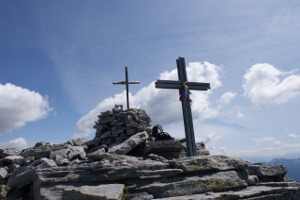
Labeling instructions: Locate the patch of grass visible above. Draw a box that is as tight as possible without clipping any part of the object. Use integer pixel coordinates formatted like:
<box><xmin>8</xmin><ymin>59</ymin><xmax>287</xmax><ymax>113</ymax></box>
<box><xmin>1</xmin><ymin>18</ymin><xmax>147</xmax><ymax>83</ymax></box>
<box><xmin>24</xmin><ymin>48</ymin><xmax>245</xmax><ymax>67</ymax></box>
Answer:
<box><xmin>122</xmin><ymin>185</ymin><xmax>131</xmax><ymax>200</ymax></box>
<box><xmin>207</xmin><ymin>180</ymin><xmax>227</xmax><ymax>192</ymax></box>
<box><xmin>62</xmin><ymin>190</ymin><xmax>81</xmax><ymax>200</ymax></box>
<box><xmin>252</xmin><ymin>162</ymin><xmax>264</xmax><ymax>165</ymax></box>
<box><xmin>189</xmin><ymin>159</ymin><xmax>213</xmax><ymax>171</ymax></box>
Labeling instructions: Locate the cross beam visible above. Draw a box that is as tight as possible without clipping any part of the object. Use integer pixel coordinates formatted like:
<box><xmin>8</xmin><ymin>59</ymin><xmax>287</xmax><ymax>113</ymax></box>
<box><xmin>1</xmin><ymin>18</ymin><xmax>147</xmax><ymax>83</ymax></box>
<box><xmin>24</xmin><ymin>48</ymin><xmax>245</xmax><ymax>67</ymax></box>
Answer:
<box><xmin>155</xmin><ymin>80</ymin><xmax>210</xmax><ymax>90</ymax></box>
<box><xmin>113</xmin><ymin>66</ymin><xmax>140</xmax><ymax>110</ymax></box>
<box><xmin>155</xmin><ymin>57</ymin><xmax>210</xmax><ymax>156</ymax></box>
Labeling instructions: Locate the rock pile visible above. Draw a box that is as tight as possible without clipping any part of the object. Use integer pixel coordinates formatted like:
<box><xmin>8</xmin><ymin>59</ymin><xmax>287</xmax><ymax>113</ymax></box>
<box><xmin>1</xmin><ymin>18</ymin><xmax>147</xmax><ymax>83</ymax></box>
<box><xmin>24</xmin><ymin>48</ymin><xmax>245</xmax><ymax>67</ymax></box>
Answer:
<box><xmin>0</xmin><ymin>107</ymin><xmax>299</xmax><ymax>199</ymax></box>
<box><xmin>89</xmin><ymin>108</ymin><xmax>188</xmax><ymax>158</ymax></box>
<box><xmin>92</xmin><ymin>107</ymin><xmax>151</xmax><ymax>148</ymax></box>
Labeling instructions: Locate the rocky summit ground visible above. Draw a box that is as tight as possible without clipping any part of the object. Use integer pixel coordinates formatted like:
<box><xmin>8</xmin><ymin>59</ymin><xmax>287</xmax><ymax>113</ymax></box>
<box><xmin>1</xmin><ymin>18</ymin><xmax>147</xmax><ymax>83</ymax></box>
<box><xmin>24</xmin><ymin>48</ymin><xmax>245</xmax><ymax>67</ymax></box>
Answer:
<box><xmin>1</xmin><ymin>108</ymin><xmax>299</xmax><ymax>199</ymax></box>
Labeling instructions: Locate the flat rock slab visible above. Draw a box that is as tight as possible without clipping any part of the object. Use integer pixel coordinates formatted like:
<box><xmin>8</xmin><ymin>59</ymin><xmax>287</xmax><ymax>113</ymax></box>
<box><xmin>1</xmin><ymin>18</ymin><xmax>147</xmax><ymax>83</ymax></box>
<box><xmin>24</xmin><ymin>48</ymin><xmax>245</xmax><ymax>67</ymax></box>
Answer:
<box><xmin>2</xmin><ymin>155</ymin><xmax>24</xmax><ymax>165</ymax></box>
<box><xmin>0</xmin><ymin>149</ymin><xmax>20</xmax><ymax>158</ymax></box>
<box><xmin>169</xmin><ymin>155</ymin><xmax>249</xmax><ymax>174</ymax></box>
<box><xmin>133</xmin><ymin>171</ymin><xmax>247</xmax><ymax>198</ymax></box>
<box><xmin>109</xmin><ymin>131</ymin><xmax>148</xmax><ymax>155</ymax></box>
<box><xmin>34</xmin><ymin>159</ymin><xmax>171</xmax><ymax>189</ymax></box>
<box><xmin>87</xmin><ymin>151</ymin><xmax>139</xmax><ymax>162</ymax></box>
<box><xmin>250</xmin><ymin>164</ymin><xmax>287</xmax><ymax>177</ymax></box>
<box><xmin>40</xmin><ymin>184</ymin><xmax>124</xmax><ymax>200</ymax></box>
<box><xmin>143</xmin><ymin>139</ymin><xmax>186</xmax><ymax>155</ymax></box>
<box><xmin>155</xmin><ymin>182</ymin><xmax>300</xmax><ymax>200</ymax></box>
<box><xmin>6</xmin><ymin>166</ymin><xmax>35</xmax><ymax>191</ymax></box>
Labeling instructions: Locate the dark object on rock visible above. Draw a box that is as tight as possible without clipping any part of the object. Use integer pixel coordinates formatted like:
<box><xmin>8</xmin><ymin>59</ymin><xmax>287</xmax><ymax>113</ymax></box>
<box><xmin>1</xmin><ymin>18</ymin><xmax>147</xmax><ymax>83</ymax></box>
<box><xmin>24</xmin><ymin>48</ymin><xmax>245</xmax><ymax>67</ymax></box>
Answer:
<box><xmin>152</xmin><ymin>124</ymin><xmax>173</xmax><ymax>140</ymax></box>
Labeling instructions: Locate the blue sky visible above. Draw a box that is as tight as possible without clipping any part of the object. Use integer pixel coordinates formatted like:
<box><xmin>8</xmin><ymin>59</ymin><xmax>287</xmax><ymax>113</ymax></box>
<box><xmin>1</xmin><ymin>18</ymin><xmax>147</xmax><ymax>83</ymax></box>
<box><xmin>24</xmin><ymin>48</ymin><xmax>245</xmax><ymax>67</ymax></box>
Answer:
<box><xmin>1</xmin><ymin>0</ymin><xmax>300</xmax><ymax>161</ymax></box>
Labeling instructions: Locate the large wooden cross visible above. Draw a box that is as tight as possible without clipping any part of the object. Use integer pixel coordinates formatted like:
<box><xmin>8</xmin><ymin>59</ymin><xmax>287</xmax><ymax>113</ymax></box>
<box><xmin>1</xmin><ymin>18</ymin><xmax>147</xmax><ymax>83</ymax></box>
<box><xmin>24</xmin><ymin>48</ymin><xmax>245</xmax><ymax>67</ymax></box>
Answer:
<box><xmin>113</xmin><ymin>66</ymin><xmax>140</xmax><ymax>110</ymax></box>
<box><xmin>155</xmin><ymin>57</ymin><xmax>210</xmax><ymax>156</ymax></box>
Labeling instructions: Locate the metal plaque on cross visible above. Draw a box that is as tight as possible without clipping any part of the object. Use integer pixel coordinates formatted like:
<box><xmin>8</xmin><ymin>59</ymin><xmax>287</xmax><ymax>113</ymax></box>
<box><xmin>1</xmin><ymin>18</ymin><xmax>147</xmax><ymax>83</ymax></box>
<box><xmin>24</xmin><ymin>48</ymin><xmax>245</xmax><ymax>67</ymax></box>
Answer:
<box><xmin>155</xmin><ymin>57</ymin><xmax>210</xmax><ymax>157</ymax></box>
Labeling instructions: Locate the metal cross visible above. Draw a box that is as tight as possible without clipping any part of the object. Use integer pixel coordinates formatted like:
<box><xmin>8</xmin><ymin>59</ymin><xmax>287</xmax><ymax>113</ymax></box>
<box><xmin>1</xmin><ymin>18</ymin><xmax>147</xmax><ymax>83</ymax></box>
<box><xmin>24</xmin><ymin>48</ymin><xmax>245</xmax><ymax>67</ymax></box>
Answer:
<box><xmin>155</xmin><ymin>57</ymin><xmax>210</xmax><ymax>156</ymax></box>
<box><xmin>113</xmin><ymin>66</ymin><xmax>140</xmax><ymax>110</ymax></box>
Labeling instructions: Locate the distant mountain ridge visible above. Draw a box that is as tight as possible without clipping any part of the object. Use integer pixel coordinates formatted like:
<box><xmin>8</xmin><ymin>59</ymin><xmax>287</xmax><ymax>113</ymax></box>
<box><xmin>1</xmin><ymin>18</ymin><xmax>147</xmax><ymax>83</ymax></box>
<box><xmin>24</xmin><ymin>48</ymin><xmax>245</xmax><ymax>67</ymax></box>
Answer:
<box><xmin>269</xmin><ymin>158</ymin><xmax>300</xmax><ymax>182</ymax></box>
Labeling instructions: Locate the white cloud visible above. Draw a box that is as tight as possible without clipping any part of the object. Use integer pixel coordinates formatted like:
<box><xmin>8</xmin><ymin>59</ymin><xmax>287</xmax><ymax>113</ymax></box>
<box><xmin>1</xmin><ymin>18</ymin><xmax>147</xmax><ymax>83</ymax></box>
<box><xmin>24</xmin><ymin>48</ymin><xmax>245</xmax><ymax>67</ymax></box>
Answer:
<box><xmin>267</xmin><ymin>9</ymin><xmax>300</xmax><ymax>35</ymax></box>
<box><xmin>288</xmin><ymin>133</ymin><xmax>300</xmax><ymax>138</ymax></box>
<box><xmin>203</xmin><ymin>132</ymin><xmax>223</xmax><ymax>152</ymax></box>
<box><xmin>0</xmin><ymin>137</ymin><xmax>31</xmax><ymax>150</ymax></box>
<box><xmin>231</xmin><ymin>143</ymin><xmax>300</xmax><ymax>161</ymax></box>
<box><xmin>223</xmin><ymin>135</ymin><xmax>300</xmax><ymax>160</ymax></box>
<box><xmin>235</xmin><ymin>106</ymin><xmax>244</xmax><ymax>119</ymax></box>
<box><xmin>75</xmin><ymin>61</ymin><xmax>222</xmax><ymax>138</ymax></box>
<box><xmin>252</xmin><ymin>136</ymin><xmax>282</xmax><ymax>148</ymax></box>
<box><xmin>243</xmin><ymin>63</ymin><xmax>300</xmax><ymax>106</ymax></box>
<box><xmin>216</xmin><ymin>92</ymin><xmax>243</xmax><ymax>120</ymax></box>
<box><xmin>218</xmin><ymin>91</ymin><xmax>236</xmax><ymax>105</ymax></box>
<box><xmin>0</xmin><ymin>83</ymin><xmax>51</xmax><ymax>135</ymax></box>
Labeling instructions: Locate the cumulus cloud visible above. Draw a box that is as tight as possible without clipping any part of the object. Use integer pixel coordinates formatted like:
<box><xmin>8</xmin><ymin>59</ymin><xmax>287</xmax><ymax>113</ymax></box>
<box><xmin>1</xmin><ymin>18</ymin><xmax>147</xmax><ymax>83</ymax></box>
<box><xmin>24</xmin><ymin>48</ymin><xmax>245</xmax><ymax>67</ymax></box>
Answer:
<box><xmin>203</xmin><ymin>133</ymin><xmax>223</xmax><ymax>152</ymax></box>
<box><xmin>0</xmin><ymin>137</ymin><xmax>31</xmax><ymax>150</ymax></box>
<box><xmin>0</xmin><ymin>83</ymin><xmax>51</xmax><ymax>135</ymax></box>
<box><xmin>218</xmin><ymin>91</ymin><xmax>236</xmax><ymax>105</ymax></box>
<box><xmin>243</xmin><ymin>63</ymin><xmax>300</xmax><ymax>106</ymax></box>
<box><xmin>216</xmin><ymin>92</ymin><xmax>243</xmax><ymax>120</ymax></box>
<box><xmin>75</xmin><ymin>61</ymin><xmax>222</xmax><ymax>138</ymax></box>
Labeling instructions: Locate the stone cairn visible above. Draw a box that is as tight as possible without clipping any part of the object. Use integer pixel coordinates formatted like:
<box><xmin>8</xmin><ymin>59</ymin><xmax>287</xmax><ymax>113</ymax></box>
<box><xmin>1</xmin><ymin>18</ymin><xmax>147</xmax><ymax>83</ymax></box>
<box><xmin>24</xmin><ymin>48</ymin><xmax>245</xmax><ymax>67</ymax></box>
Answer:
<box><xmin>92</xmin><ymin>107</ymin><xmax>152</xmax><ymax>148</ymax></box>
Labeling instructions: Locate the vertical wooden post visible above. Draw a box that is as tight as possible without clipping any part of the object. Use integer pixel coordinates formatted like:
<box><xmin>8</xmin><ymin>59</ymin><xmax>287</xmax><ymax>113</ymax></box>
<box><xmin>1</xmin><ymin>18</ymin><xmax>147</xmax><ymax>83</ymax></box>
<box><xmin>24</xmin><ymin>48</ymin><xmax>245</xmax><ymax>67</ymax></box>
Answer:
<box><xmin>125</xmin><ymin>67</ymin><xmax>130</xmax><ymax>110</ymax></box>
<box><xmin>177</xmin><ymin>58</ymin><xmax>197</xmax><ymax>156</ymax></box>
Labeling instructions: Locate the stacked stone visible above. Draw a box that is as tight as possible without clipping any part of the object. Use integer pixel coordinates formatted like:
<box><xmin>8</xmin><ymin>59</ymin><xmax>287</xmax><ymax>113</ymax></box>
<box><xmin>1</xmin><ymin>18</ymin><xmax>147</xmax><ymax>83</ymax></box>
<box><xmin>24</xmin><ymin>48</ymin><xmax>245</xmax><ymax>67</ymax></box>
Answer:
<box><xmin>93</xmin><ymin>108</ymin><xmax>151</xmax><ymax>147</ymax></box>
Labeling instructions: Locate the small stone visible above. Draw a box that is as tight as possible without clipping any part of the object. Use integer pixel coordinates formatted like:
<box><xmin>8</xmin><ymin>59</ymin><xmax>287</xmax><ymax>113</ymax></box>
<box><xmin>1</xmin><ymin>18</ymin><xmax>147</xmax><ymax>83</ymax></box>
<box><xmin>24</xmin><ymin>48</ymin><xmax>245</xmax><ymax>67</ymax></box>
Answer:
<box><xmin>67</xmin><ymin>138</ymin><xmax>86</xmax><ymax>146</ymax></box>
<box><xmin>0</xmin><ymin>168</ymin><xmax>8</xmax><ymax>181</ymax></box>
<box><xmin>3</xmin><ymin>156</ymin><xmax>24</xmax><ymax>165</ymax></box>
<box><xmin>0</xmin><ymin>149</ymin><xmax>20</xmax><ymax>158</ymax></box>
<box><xmin>36</xmin><ymin>158</ymin><xmax>58</xmax><ymax>169</ymax></box>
